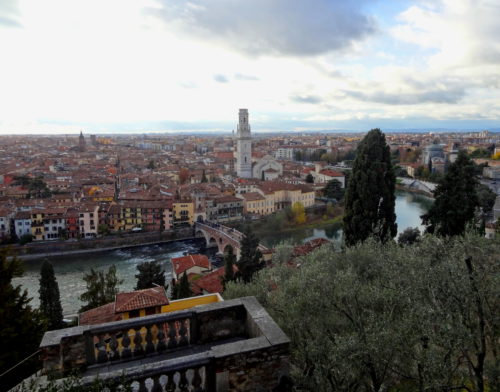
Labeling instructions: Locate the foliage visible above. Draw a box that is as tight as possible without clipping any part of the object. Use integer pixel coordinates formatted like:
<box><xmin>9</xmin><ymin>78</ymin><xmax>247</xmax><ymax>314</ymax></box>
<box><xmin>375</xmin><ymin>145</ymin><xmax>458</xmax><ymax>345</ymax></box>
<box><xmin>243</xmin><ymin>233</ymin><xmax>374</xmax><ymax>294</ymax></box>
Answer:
<box><xmin>39</xmin><ymin>260</ymin><xmax>63</xmax><ymax>330</ymax></box>
<box><xmin>201</xmin><ymin>169</ymin><xmax>208</xmax><ymax>183</ymax></box>
<box><xmin>394</xmin><ymin>165</ymin><xmax>408</xmax><ymax>177</ymax></box>
<box><xmin>224</xmin><ymin>233</ymin><xmax>500</xmax><ymax>392</ymax></box>
<box><xmin>323</xmin><ymin>179</ymin><xmax>344</xmax><ymax>200</ymax></box>
<box><xmin>469</xmin><ymin>148</ymin><xmax>491</xmax><ymax>159</ymax></box>
<box><xmin>13</xmin><ymin>175</ymin><xmax>52</xmax><ymax>198</ymax></box>
<box><xmin>0</xmin><ymin>248</ymin><xmax>46</xmax><ymax>392</ymax></box>
<box><xmin>97</xmin><ymin>224</ymin><xmax>109</xmax><ymax>236</ymax></box>
<box><xmin>422</xmin><ymin>151</ymin><xmax>479</xmax><ymax>236</ymax></box>
<box><xmin>237</xmin><ymin>226</ymin><xmax>263</xmax><ymax>283</ymax></box>
<box><xmin>171</xmin><ymin>272</ymin><xmax>191</xmax><ymax>300</ymax></box>
<box><xmin>134</xmin><ymin>260</ymin><xmax>166</xmax><ymax>290</ymax></box>
<box><xmin>223</xmin><ymin>246</ymin><xmax>236</xmax><ymax>285</ymax></box>
<box><xmin>305</xmin><ymin>173</ymin><xmax>314</xmax><ymax>183</ymax></box>
<box><xmin>476</xmin><ymin>183</ymin><xmax>496</xmax><ymax>214</ymax></box>
<box><xmin>397</xmin><ymin>227</ymin><xmax>421</xmax><ymax>245</ymax></box>
<box><xmin>291</xmin><ymin>202</ymin><xmax>307</xmax><ymax>225</ymax></box>
<box><xmin>19</xmin><ymin>233</ymin><xmax>33</xmax><ymax>245</ymax></box>
<box><xmin>271</xmin><ymin>241</ymin><xmax>294</xmax><ymax>265</ymax></box>
<box><xmin>343</xmin><ymin>128</ymin><xmax>397</xmax><ymax>246</ymax></box>
<box><xmin>147</xmin><ymin>159</ymin><xmax>155</xmax><ymax>170</ymax></box>
<box><xmin>320</xmin><ymin>152</ymin><xmax>337</xmax><ymax>163</ymax></box>
<box><xmin>16</xmin><ymin>373</ymin><xmax>133</xmax><ymax>392</ymax></box>
<box><xmin>79</xmin><ymin>266</ymin><xmax>123</xmax><ymax>312</ymax></box>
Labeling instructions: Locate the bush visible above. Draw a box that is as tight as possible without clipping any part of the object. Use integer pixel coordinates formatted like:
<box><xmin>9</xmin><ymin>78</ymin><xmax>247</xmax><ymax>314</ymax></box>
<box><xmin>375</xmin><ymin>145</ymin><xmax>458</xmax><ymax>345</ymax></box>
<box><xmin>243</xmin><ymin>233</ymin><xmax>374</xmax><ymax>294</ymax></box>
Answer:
<box><xmin>19</xmin><ymin>234</ymin><xmax>33</xmax><ymax>245</ymax></box>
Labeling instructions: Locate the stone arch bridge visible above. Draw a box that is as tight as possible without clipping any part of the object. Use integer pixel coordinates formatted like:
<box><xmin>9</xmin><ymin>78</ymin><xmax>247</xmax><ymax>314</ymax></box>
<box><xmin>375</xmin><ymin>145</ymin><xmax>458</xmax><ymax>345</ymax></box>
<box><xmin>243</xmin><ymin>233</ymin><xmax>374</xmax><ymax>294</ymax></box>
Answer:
<box><xmin>195</xmin><ymin>222</ymin><xmax>269</xmax><ymax>259</ymax></box>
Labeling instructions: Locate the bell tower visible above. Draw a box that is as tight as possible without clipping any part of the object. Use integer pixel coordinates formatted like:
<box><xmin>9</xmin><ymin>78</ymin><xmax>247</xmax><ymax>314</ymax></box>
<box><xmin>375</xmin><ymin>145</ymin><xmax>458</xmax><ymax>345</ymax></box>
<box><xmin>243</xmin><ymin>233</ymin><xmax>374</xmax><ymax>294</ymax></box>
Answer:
<box><xmin>235</xmin><ymin>109</ymin><xmax>252</xmax><ymax>178</ymax></box>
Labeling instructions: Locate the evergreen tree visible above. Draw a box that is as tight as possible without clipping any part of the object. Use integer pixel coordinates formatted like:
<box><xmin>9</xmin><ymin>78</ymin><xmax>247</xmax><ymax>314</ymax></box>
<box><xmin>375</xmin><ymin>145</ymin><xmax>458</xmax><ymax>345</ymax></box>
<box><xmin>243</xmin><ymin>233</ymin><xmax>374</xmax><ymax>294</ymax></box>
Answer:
<box><xmin>422</xmin><ymin>151</ymin><xmax>479</xmax><ymax>236</ymax></box>
<box><xmin>223</xmin><ymin>247</ymin><xmax>236</xmax><ymax>285</ymax></box>
<box><xmin>79</xmin><ymin>265</ymin><xmax>123</xmax><ymax>312</ymax></box>
<box><xmin>397</xmin><ymin>227</ymin><xmax>421</xmax><ymax>246</ymax></box>
<box><xmin>201</xmin><ymin>169</ymin><xmax>208</xmax><ymax>183</ymax></box>
<box><xmin>135</xmin><ymin>260</ymin><xmax>166</xmax><ymax>290</ymax></box>
<box><xmin>343</xmin><ymin>128</ymin><xmax>397</xmax><ymax>246</ymax></box>
<box><xmin>237</xmin><ymin>227</ymin><xmax>263</xmax><ymax>282</ymax></box>
<box><xmin>177</xmin><ymin>272</ymin><xmax>191</xmax><ymax>299</ymax></box>
<box><xmin>323</xmin><ymin>179</ymin><xmax>344</xmax><ymax>200</ymax></box>
<box><xmin>0</xmin><ymin>249</ymin><xmax>45</xmax><ymax>391</ymax></box>
<box><xmin>305</xmin><ymin>173</ymin><xmax>314</xmax><ymax>183</ymax></box>
<box><xmin>39</xmin><ymin>260</ymin><xmax>63</xmax><ymax>330</ymax></box>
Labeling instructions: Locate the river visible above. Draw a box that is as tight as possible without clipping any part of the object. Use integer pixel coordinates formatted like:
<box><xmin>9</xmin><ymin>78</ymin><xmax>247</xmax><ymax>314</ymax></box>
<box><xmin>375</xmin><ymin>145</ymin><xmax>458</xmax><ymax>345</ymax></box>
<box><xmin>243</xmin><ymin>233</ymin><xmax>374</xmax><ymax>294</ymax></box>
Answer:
<box><xmin>13</xmin><ymin>190</ymin><xmax>432</xmax><ymax>315</ymax></box>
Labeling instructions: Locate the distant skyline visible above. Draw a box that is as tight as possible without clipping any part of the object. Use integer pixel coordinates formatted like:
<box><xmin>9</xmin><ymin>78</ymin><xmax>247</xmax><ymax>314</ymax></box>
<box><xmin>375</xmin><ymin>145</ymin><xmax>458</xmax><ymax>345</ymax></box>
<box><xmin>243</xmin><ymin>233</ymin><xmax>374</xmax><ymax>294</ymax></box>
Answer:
<box><xmin>1</xmin><ymin>0</ymin><xmax>499</xmax><ymax>134</ymax></box>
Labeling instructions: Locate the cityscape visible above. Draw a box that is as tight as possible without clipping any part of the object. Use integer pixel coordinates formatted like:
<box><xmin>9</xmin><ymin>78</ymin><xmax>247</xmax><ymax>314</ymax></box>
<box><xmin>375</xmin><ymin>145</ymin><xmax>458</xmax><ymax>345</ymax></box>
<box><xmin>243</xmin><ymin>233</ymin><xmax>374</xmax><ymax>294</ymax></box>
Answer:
<box><xmin>1</xmin><ymin>1</ymin><xmax>500</xmax><ymax>392</ymax></box>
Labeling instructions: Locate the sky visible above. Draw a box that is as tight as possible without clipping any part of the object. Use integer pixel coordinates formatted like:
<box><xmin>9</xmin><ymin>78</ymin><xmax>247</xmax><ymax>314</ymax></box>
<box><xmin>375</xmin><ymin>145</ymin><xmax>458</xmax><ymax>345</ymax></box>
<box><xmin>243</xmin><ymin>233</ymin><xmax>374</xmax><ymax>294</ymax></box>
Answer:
<box><xmin>1</xmin><ymin>0</ymin><xmax>499</xmax><ymax>134</ymax></box>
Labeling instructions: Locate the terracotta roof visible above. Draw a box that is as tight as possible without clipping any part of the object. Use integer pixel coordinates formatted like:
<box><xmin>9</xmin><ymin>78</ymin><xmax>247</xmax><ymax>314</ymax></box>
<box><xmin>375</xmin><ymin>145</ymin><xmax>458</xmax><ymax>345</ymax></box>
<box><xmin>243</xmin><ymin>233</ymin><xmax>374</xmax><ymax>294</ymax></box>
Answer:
<box><xmin>79</xmin><ymin>302</ymin><xmax>120</xmax><ymax>326</ymax></box>
<box><xmin>191</xmin><ymin>265</ymin><xmax>238</xmax><ymax>295</ymax></box>
<box><xmin>319</xmin><ymin>169</ymin><xmax>344</xmax><ymax>177</ymax></box>
<box><xmin>292</xmin><ymin>238</ymin><xmax>330</xmax><ymax>257</ymax></box>
<box><xmin>115</xmin><ymin>287</ymin><xmax>169</xmax><ymax>313</ymax></box>
<box><xmin>171</xmin><ymin>254</ymin><xmax>211</xmax><ymax>276</ymax></box>
<box><xmin>240</xmin><ymin>192</ymin><xmax>265</xmax><ymax>201</ymax></box>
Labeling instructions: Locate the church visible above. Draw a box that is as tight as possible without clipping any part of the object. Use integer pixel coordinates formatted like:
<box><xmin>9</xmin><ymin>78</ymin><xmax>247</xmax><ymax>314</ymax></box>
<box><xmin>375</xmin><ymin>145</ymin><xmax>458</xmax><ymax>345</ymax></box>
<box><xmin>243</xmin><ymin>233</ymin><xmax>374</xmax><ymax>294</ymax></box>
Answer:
<box><xmin>234</xmin><ymin>109</ymin><xmax>283</xmax><ymax>179</ymax></box>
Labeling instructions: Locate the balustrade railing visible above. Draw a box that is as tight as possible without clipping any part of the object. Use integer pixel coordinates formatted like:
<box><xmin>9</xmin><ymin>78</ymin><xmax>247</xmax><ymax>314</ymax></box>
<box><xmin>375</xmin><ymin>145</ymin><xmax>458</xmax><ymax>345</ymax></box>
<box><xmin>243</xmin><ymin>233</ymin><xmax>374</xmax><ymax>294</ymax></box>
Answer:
<box><xmin>86</xmin><ymin>313</ymin><xmax>194</xmax><ymax>365</ymax></box>
<box><xmin>71</xmin><ymin>353</ymin><xmax>213</xmax><ymax>392</ymax></box>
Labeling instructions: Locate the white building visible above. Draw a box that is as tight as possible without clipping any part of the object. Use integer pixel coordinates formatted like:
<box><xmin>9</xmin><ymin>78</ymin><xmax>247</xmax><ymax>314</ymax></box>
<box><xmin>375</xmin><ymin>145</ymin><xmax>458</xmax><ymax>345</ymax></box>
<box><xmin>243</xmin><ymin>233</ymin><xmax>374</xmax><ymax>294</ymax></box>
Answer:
<box><xmin>235</xmin><ymin>109</ymin><xmax>253</xmax><ymax>178</ymax></box>
<box><xmin>13</xmin><ymin>211</ymin><xmax>32</xmax><ymax>239</ymax></box>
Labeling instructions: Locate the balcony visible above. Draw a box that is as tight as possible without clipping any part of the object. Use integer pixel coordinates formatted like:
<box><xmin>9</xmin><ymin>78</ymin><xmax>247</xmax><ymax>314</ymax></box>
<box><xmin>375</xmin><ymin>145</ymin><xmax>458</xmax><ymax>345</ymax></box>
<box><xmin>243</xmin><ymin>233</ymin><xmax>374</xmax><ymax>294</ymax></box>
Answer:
<box><xmin>38</xmin><ymin>297</ymin><xmax>289</xmax><ymax>391</ymax></box>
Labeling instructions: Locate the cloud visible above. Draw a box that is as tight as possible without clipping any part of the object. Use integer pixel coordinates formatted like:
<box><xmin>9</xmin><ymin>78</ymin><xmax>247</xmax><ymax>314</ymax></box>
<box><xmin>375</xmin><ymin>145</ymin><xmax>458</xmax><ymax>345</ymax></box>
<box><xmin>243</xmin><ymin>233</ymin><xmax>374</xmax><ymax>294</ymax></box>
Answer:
<box><xmin>290</xmin><ymin>94</ymin><xmax>323</xmax><ymax>104</ymax></box>
<box><xmin>392</xmin><ymin>0</ymin><xmax>500</xmax><ymax>67</ymax></box>
<box><xmin>150</xmin><ymin>0</ymin><xmax>376</xmax><ymax>56</ymax></box>
<box><xmin>213</xmin><ymin>74</ymin><xmax>229</xmax><ymax>83</ymax></box>
<box><xmin>234</xmin><ymin>73</ymin><xmax>259</xmax><ymax>81</ymax></box>
<box><xmin>0</xmin><ymin>0</ymin><xmax>21</xmax><ymax>27</ymax></box>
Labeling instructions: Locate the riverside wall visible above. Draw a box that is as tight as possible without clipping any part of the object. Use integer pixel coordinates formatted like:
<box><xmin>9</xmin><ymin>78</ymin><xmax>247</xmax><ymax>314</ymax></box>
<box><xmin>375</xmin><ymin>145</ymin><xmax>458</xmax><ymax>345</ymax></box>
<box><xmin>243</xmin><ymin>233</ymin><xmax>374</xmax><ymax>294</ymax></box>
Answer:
<box><xmin>5</xmin><ymin>228</ymin><xmax>197</xmax><ymax>261</ymax></box>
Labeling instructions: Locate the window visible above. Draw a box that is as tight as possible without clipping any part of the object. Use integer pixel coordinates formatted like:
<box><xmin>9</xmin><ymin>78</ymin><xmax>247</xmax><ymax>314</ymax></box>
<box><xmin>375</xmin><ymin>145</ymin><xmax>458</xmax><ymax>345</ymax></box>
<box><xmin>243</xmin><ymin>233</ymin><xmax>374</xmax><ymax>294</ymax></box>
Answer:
<box><xmin>128</xmin><ymin>310</ymin><xmax>140</xmax><ymax>319</ymax></box>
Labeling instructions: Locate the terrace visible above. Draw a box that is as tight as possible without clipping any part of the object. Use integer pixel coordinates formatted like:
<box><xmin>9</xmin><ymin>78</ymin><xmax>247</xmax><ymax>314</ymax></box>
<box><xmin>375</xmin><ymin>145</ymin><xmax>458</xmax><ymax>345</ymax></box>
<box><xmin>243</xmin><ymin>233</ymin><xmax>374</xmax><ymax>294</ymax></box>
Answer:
<box><xmin>37</xmin><ymin>297</ymin><xmax>289</xmax><ymax>391</ymax></box>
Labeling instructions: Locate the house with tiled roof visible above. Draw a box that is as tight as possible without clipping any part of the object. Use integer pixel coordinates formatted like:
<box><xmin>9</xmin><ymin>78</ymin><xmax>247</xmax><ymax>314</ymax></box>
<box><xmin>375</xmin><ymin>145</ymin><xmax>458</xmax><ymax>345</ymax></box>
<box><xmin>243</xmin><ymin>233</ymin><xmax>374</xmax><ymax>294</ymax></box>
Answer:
<box><xmin>171</xmin><ymin>254</ymin><xmax>212</xmax><ymax>281</ymax></box>
<box><xmin>191</xmin><ymin>265</ymin><xmax>239</xmax><ymax>295</ymax></box>
<box><xmin>79</xmin><ymin>287</ymin><xmax>169</xmax><ymax>325</ymax></box>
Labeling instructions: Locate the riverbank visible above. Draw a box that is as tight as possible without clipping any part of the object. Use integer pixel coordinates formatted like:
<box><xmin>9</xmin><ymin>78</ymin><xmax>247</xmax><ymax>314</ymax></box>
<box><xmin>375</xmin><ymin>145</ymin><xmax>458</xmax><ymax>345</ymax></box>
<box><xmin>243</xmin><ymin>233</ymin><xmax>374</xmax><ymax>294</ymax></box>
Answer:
<box><xmin>14</xmin><ymin>236</ymin><xmax>198</xmax><ymax>261</ymax></box>
<box><xmin>5</xmin><ymin>228</ymin><xmax>195</xmax><ymax>261</ymax></box>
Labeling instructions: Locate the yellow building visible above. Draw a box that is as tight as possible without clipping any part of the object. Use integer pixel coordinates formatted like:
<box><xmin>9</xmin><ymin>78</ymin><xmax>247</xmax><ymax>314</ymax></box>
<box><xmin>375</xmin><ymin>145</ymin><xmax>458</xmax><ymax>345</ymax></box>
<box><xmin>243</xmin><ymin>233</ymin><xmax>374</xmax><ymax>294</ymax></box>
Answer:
<box><xmin>173</xmin><ymin>200</ymin><xmax>194</xmax><ymax>227</ymax></box>
<box><xmin>30</xmin><ymin>211</ymin><xmax>45</xmax><ymax>241</ymax></box>
<box><xmin>79</xmin><ymin>287</ymin><xmax>222</xmax><ymax>325</ymax></box>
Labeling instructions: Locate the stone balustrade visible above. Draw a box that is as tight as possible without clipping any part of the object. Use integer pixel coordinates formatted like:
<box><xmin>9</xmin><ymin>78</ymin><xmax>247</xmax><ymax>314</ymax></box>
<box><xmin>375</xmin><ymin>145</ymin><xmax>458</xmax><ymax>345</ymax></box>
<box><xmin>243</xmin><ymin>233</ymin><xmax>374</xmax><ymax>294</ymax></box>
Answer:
<box><xmin>39</xmin><ymin>297</ymin><xmax>290</xmax><ymax>392</ymax></box>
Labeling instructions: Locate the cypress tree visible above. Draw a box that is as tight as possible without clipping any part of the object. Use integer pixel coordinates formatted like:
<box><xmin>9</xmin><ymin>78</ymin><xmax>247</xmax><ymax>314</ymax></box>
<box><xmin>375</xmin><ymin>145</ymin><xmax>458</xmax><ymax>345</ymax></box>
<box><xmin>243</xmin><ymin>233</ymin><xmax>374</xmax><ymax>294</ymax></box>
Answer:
<box><xmin>178</xmin><ymin>272</ymin><xmax>191</xmax><ymax>299</ymax></box>
<box><xmin>343</xmin><ymin>128</ymin><xmax>397</xmax><ymax>246</ymax></box>
<box><xmin>0</xmin><ymin>249</ymin><xmax>45</xmax><ymax>391</ymax></box>
<box><xmin>237</xmin><ymin>227</ymin><xmax>263</xmax><ymax>282</ymax></box>
<box><xmin>201</xmin><ymin>169</ymin><xmax>208</xmax><ymax>183</ymax></box>
<box><xmin>135</xmin><ymin>260</ymin><xmax>166</xmax><ymax>290</ymax></box>
<box><xmin>224</xmin><ymin>247</ymin><xmax>236</xmax><ymax>284</ymax></box>
<box><xmin>422</xmin><ymin>151</ymin><xmax>479</xmax><ymax>236</ymax></box>
<box><xmin>39</xmin><ymin>259</ymin><xmax>63</xmax><ymax>330</ymax></box>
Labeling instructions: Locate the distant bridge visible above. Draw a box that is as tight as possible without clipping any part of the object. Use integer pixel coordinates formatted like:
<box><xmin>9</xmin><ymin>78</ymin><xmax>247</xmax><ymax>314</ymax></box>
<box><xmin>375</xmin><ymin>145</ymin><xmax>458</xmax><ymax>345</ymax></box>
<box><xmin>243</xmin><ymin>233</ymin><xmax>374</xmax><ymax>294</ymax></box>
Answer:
<box><xmin>195</xmin><ymin>222</ymin><xmax>269</xmax><ymax>258</ymax></box>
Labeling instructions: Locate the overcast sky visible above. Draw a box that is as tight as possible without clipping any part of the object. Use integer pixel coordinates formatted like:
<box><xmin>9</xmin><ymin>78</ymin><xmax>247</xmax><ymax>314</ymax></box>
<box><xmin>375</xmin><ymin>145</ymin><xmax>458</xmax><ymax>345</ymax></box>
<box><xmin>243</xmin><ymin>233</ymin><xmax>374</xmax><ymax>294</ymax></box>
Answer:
<box><xmin>1</xmin><ymin>0</ymin><xmax>499</xmax><ymax>134</ymax></box>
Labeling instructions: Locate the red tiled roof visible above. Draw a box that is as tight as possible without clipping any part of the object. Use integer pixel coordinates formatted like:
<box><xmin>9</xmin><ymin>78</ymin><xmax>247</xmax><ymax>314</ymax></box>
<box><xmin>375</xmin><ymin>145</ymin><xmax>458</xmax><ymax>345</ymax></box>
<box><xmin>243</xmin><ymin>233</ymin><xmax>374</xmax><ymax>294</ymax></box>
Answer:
<box><xmin>319</xmin><ymin>169</ymin><xmax>344</xmax><ymax>177</ymax></box>
<box><xmin>191</xmin><ymin>266</ymin><xmax>238</xmax><ymax>295</ymax></box>
<box><xmin>171</xmin><ymin>254</ymin><xmax>211</xmax><ymax>276</ymax></box>
<box><xmin>115</xmin><ymin>287</ymin><xmax>169</xmax><ymax>313</ymax></box>
<box><xmin>79</xmin><ymin>302</ymin><xmax>120</xmax><ymax>326</ymax></box>
<box><xmin>292</xmin><ymin>238</ymin><xmax>330</xmax><ymax>257</ymax></box>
